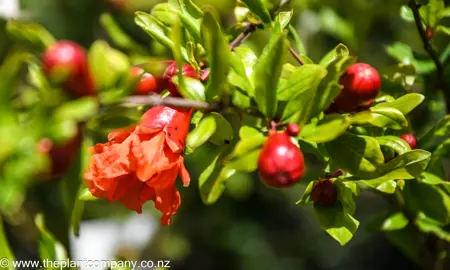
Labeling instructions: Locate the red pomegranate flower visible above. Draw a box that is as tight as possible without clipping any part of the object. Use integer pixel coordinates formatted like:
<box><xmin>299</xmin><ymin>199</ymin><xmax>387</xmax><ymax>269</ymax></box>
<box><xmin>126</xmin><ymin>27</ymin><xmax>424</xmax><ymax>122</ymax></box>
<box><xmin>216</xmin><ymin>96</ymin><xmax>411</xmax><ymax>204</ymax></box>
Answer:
<box><xmin>84</xmin><ymin>106</ymin><xmax>193</xmax><ymax>225</ymax></box>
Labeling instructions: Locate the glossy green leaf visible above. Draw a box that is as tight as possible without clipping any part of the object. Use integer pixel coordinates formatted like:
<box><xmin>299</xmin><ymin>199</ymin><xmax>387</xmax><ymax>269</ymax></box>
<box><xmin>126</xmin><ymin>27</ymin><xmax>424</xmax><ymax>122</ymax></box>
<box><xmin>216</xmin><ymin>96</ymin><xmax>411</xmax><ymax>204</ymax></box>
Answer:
<box><xmin>374</xmin><ymin>93</ymin><xmax>424</xmax><ymax>115</ymax></box>
<box><xmin>300</xmin><ymin>115</ymin><xmax>351</xmax><ymax>143</ymax></box>
<box><xmin>199</xmin><ymin>145</ymin><xmax>235</xmax><ymax>205</ymax></box>
<box><xmin>415</xmin><ymin>213</ymin><xmax>450</xmax><ymax>242</ymax></box>
<box><xmin>335</xmin><ymin>179</ymin><xmax>356</xmax><ymax>215</ymax></box>
<box><xmin>288</xmin><ymin>24</ymin><xmax>307</xmax><ymax>55</ymax></box>
<box><xmin>379</xmin><ymin>64</ymin><xmax>416</xmax><ymax>90</ymax></box>
<box><xmin>319</xmin><ymin>43</ymin><xmax>349</xmax><ymax>67</ymax></box>
<box><xmin>229</xmin><ymin>136</ymin><xmax>266</xmax><ymax>159</ymax></box>
<box><xmin>35</xmin><ymin>214</ymin><xmax>67</xmax><ymax>262</ymax></box>
<box><xmin>400</xmin><ymin>5</ymin><xmax>414</xmax><ymax>22</ymax></box>
<box><xmin>325</xmin><ymin>132</ymin><xmax>384</xmax><ymax>178</ymax></box>
<box><xmin>53</xmin><ymin>97</ymin><xmax>99</xmax><ymax>122</ymax></box>
<box><xmin>252</xmin><ymin>32</ymin><xmax>287</xmax><ymax>118</ymax></box>
<box><xmin>229</xmin><ymin>50</ymin><xmax>254</xmax><ymax>95</ymax></box>
<box><xmin>88</xmin><ymin>40</ymin><xmax>130</xmax><ymax>90</ymax></box>
<box><xmin>276</xmin><ymin>11</ymin><xmax>293</xmax><ymax>29</ymax></box>
<box><xmin>314</xmin><ymin>204</ymin><xmax>359</xmax><ymax>246</ymax></box>
<box><xmin>351</xmin><ymin>107</ymin><xmax>408</xmax><ymax>130</ymax></box>
<box><xmin>296</xmin><ymin>181</ymin><xmax>314</xmax><ymax>206</ymax></box>
<box><xmin>385</xmin><ymin>42</ymin><xmax>435</xmax><ymax>74</ymax></box>
<box><xmin>419</xmin><ymin>115</ymin><xmax>450</xmax><ymax>150</ymax></box>
<box><xmin>382</xmin><ymin>212</ymin><xmax>409</xmax><ymax>231</ymax></box>
<box><xmin>227</xmin><ymin>149</ymin><xmax>261</xmax><ymax>173</ymax></box>
<box><xmin>376</xmin><ymin>136</ymin><xmax>411</xmax><ymax>155</ymax></box>
<box><xmin>6</xmin><ymin>20</ymin><xmax>55</xmax><ymax>49</ymax></box>
<box><xmin>419</xmin><ymin>0</ymin><xmax>445</xmax><ymax>27</ymax></box>
<box><xmin>239</xmin><ymin>126</ymin><xmax>263</xmax><ymax>138</ymax></box>
<box><xmin>277</xmin><ymin>64</ymin><xmax>327</xmax><ymax>101</ymax></box>
<box><xmin>363</xmin><ymin>179</ymin><xmax>398</xmax><ymax>194</ymax></box>
<box><xmin>183</xmin><ymin>0</ymin><xmax>203</xmax><ymax>18</ymax></box>
<box><xmin>187</xmin><ymin>115</ymin><xmax>217</xmax><ymax>150</ymax></box>
<box><xmin>419</xmin><ymin>172</ymin><xmax>450</xmax><ymax>185</ymax></box>
<box><xmin>172</xmin><ymin>76</ymin><xmax>206</xmax><ymax>101</ymax></box>
<box><xmin>241</xmin><ymin>0</ymin><xmax>272</xmax><ymax>24</ymax></box>
<box><xmin>404</xmin><ymin>180</ymin><xmax>450</xmax><ymax>224</ymax></box>
<box><xmin>0</xmin><ymin>218</ymin><xmax>15</xmax><ymax>268</ymax></box>
<box><xmin>208</xmin><ymin>113</ymin><xmax>234</xmax><ymax>146</ymax></box>
<box><xmin>201</xmin><ymin>11</ymin><xmax>230</xmax><ymax>102</ymax></box>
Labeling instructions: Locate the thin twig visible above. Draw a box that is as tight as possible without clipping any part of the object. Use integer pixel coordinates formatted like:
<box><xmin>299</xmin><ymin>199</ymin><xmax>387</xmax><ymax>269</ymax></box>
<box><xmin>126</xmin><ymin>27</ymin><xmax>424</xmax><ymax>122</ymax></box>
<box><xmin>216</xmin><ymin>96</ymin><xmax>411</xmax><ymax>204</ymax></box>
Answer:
<box><xmin>289</xmin><ymin>46</ymin><xmax>304</xmax><ymax>65</ymax></box>
<box><xmin>408</xmin><ymin>0</ymin><xmax>450</xmax><ymax>112</ymax></box>
<box><xmin>230</xmin><ymin>24</ymin><xmax>257</xmax><ymax>50</ymax></box>
<box><xmin>123</xmin><ymin>94</ymin><xmax>216</xmax><ymax>110</ymax></box>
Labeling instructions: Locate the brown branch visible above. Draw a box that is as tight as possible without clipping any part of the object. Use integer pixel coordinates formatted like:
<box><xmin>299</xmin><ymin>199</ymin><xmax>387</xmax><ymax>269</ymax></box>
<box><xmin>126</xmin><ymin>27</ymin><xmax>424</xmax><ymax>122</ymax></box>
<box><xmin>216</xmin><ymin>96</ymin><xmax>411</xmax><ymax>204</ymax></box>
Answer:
<box><xmin>289</xmin><ymin>46</ymin><xmax>304</xmax><ymax>65</ymax></box>
<box><xmin>230</xmin><ymin>24</ymin><xmax>257</xmax><ymax>50</ymax></box>
<box><xmin>408</xmin><ymin>0</ymin><xmax>450</xmax><ymax>112</ymax></box>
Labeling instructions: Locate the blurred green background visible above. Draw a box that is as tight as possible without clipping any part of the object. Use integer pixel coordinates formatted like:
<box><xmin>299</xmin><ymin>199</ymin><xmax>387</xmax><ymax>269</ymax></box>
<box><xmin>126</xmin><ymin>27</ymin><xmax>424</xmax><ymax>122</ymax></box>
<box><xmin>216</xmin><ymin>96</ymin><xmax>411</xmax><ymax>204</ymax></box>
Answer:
<box><xmin>1</xmin><ymin>0</ymin><xmax>449</xmax><ymax>269</ymax></box>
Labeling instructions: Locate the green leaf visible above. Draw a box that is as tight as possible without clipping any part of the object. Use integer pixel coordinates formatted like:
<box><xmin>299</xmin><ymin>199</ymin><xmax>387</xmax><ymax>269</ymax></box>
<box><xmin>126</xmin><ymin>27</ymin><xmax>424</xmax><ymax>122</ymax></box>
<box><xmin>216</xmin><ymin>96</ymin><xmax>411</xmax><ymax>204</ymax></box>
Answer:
<box><xmin>88</xmin><ymin>40</ymin><xmax>130</xmax><ymax>91</ymax></box>
<box><xmin>227</xmin><ymin>149</ymin><xmax>261</xmax><ymax>173</ymax></box>
<box><xmin>400</xmin><ymin>5</ymin><xmax>415</xmax><ymax>22</ymax></box>
<box><xmin>208</xmin><ymin>113</ymin><xmax>234</xmax><ymax>146</ymax></box>
<box><xmin>311</xmin><ymin>47</ymin><xmax>356</xmax><ymax>117</ymax></box>
<box><xmin>252</xmin><ymin>32</ymin><xmax>287</xmax><ymax>118</ymax></box>
<box><xmin>288</xmin><ymin>24</ymin><xmax>307</xmax><ymax>55</ymax></box>
<box><xmin>319</xmin><ymin>8</ymin><xmax>355</xmax><ymax>49</ymax></box>
<box><xmin>229</xmin><ymin>136</ymin><xmax>266</xmax><ymax>159</ymax></box>
<box><xmin>419</xmin><ymin>115</ymin><xmax>450</xmax><ymax>150</ymax></box>
<box><xmin>369</xmin><ymin>211</ymin><xmax>409</xmax><ymax>231</ymax></box>
<box><xmin>0</xmin><ymin>51</ymin><xmax>31</xmax><ymax>105</ymax></box>
<box><xmin>6</xmin><ymin>20</ymin><xmax>55</xmax><ymax>49</ymax></box>
<box><xmin>35</xmin><ymin>214</ymin><xmax>67</xmax><ymax>262</ymax></box>
<box><xmin>415</xmin><ymin>213</ymin><xmax>450</xmax><ymax>242</ymax></box>
<box><xmin>404</xmin><ymin>181</ymin><xmax>450</xmax><ymax>224</ymax></box>
<box><xmin>277</xmin><ymin>64</ymin><xmax>327</xmax><ymax>101</ymax></box>
<box><xmin>351</xmin><ymin>107</ymin><xmax>408</xmax><ymax>130</ymax></box>
<box><xmin>198</xmin><ymin>145</ymin><xmax>235</xmax><ymax>205</ymax></box>
<box><xmin>376</xmin><ymin>136</ymin><xmax>411</xmax><ymax>155</ymax></box>
<box><xmin>186</xmin><ymin>115</ymin><xmax>217</xmax><ymax>150</ymax></box>
<box><xmin>314</xmin><ymin>204</ymin><xmax>359</xmax><ymax>246</ymax></box>
<box><xmin>134</xmin><ymin>12</ymin><xmax>188</xmax><ymax>61</ymax></box>
<box><xmin>436</xmin><ymin>25</ymin><xmax>450</xmax><ymax>36</ymax></box>
<box><xmin>419</xmin><ymin>172</ymin><xmax>450</xmax><ymax>185</ymax></box>
<box><xmin>201</xmin><ymin>11</ymin><xmax>230</xmax><ymax>102</ymax></box>
<box><xmin>325</xmin><ymin>132</ymin><xmax>384</xmax><ymax>178</ymax></box>
<box><xmin>276</xmin><ymin>11</ymin><xmax>293</xmax><ymax>29</ymax></box>
<box><xmin>53</xmin><ymin>97</ymin><xmax>99</xmax><ymax>122</ymax></box>
<box><xmin>373</xmin><ymin>94</ymin><xmax>424</xmax><ymax>115</ymax></box>
<box><xmin>300</xmin><ymin>115</ymin><xmax>351</xmax><ymax>143</ymax></box>
<box><xmin>229</xmin><ymin>51</ymin><xmax>254</xmax><ymax>95</ymax></box>
<box><xmin>363</xmin><ymin>179</ymin><xmax>398</xmax><ymax>194</ymax></box>
<box><xmin>171</xmin><ymin>76</ymin><xmax>206</xmax><ymax>101</ymax></box>
<box><xmin>335</xmin><ymin>179</ymin><xmax>356</xmax><ymax>215</ymax></box>
<box><xmin>77</xmin><ymin>187</ymin><xmax>98</xmax><ymax>201</ymax></box>
<box><xmin>419</xmin><ymin>0</ymin><xmax>445</xmax><ymax>27</ymax></box>
<box><xmin>184</xmin><ymin>0</ymin><xmax>204</xmax><ymax>18</ymax></box>
<box><xmin>0</xmin><ymin>218</ymin><xmax>15</xmax><ymax>268</ymax></box>
<box><xmin>296</xmin><ymin>181</ymin><xmax>314</xmax><ymax>206</ymax></box>
<box><xmin>241</xmin><ymin>0</ymin><xmax>272</xmax><ymax>24</ymax></box>
<box><xmin>239</xmin><ymin>125</ymin><xmax>263</xmax><ymax>138</ymax></box>
<box><xmin>379</xmin><ymin>64</ymin><xmax>416</xmax><ymax>91</ymax></box>
<box><xmin>385</xmin><ymin>42</ymin><xmax>435</xmax><ymax>74</ymax></box>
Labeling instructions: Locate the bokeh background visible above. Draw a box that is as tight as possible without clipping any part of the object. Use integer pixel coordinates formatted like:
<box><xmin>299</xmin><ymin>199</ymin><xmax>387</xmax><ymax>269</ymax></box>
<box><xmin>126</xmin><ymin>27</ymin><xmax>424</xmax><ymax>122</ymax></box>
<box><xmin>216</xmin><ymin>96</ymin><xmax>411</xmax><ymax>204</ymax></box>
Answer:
<box><xmin>1</xmin><ymin>0</ymin><xmax>449</xmax><ymax>269</ymax></box>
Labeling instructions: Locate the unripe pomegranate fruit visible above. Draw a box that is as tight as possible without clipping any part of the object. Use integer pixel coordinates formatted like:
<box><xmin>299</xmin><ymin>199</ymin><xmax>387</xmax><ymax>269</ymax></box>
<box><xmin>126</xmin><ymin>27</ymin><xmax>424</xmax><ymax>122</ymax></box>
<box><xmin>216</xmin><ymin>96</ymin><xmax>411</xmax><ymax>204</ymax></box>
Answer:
<box><xmin>286</xmin><ymin>123</ymin><xmax>300</xmax><ymax>137</ymax></box>
<box><xmin>37</xmin><ymin>127</ymin><xmax>83</xmax><ymax>179</ymax></box>
<box><xmin>400</xmin><ymin>133</ymin><xmax>417</xmax><ymax>149</ymax></box>
<box><xmin>311</xmin><ymin>179</ymin><xmax>337</xmax><ymax>207</ymax></box>
<box><xmin>130</xmin><ymin>66</ymin><xmax>162</xmax><ymax>95</ymax></box>
<box><xmin>163</xmin><ymin>61</ymin><xmax>198</xmax><ymax>96</ymax></box>
<box><xmin>257</xmin><ymin>132</ymin><xmax>306</xmax><ymax>188</ymax></box>
<box><xmin>42</xmin><ymin>41</ymin><xmax>95</xmax><ymax>97</ymax></box>
<box><xmin>332</xmin><ymin>63</ymin><xmax>381</xmax><ymax>113</ymax></box>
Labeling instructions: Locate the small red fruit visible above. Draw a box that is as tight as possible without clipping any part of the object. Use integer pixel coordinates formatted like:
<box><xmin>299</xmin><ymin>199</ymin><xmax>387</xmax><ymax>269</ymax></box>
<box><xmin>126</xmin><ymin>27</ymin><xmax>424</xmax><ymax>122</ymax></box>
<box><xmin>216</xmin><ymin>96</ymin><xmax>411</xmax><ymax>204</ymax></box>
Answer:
<box><xmin>311</xmin><ymin>179</ymin><xmax>337</xmax><ymax>207</ymax></box>
<box><xmin>257</xmin><ymin>132</ymin><xmax>306</xmax><ymax>188</ymax></box>
<box><xmin>37</xmin><ymin>127</ymin><xmax>83</xmax><ymax>179</ymax></box>
<box><xmin>130</xmin><ymin>66</ymin><xmax>161</xmax><ymax>95</ymax></box>
<box><xmin>400</xmin><ymin>133</ymin><xmax>417</xmax><ymax>149</ymax></box>
<box><xmin>286</xmin><ymin>123</ymin><xmax>300</xmax><ymax>137</ymax></box>
<box><xmin>425</xmin><ymin>28</ymin><xmax>435</xmax><ymax>40</ymax></box>
<box><xmin>163</xmin><ymin>61</ymin><xmax>198</xmax><ymax>96</ymax></box>
<box><xmin>42</xmin><ymin>41</ymin><xmax>94</xmax><ymax>97</ymax></box>
<box><xmin>332</xmin><ymin>63</ymin><xmax>381</xmax><ymax>113</ymax></box>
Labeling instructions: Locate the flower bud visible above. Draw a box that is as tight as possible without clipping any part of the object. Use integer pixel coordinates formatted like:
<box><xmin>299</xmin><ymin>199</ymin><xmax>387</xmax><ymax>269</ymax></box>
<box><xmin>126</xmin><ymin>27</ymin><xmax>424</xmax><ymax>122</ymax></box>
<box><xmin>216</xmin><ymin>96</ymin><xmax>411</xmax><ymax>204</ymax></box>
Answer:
<box><xmin>42</xmin><ymin>41</ymin><xmax>95</xmax><ymax>97</ymax></box>
<box><xmin>257</xmin><ymin>132</ymin><xmax>306</xmax><ymax>188</ymax></box>
<box><xmin>311</xmin><ymin>179</ymin><xmax>337</xmax><ymax>207</ymax></box>
<box><xmin>130</xmin><ymin>66</ymin><xmax>162</xmax><ymax>95</ymax></box>
<box><xmin>286</xmin><ymin>123</ymin><xmax>300</xmax><ymax>137</ymax></box>
<box><xmin>400</xmin><ymin>133</ymin><xmax>417</xmax><ymax>149</ymax></box>
<box><xmin>332</xmin><ymin>63</ymin><xmax>381</xmax><ymax>113</ymax></box>
<box><xmin>163</xmin><ymin>61</ymin><xmax>198</xmax><ymax>96</ymax></box>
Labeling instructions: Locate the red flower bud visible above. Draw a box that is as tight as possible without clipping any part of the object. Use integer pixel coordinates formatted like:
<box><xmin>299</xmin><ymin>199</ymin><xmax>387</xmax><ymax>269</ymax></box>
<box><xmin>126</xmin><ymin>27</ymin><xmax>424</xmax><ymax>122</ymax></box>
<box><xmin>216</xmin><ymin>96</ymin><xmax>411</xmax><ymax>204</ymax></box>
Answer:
<box><xmin>37</xmin><ymin>126</ymin><xmax>83</xmax><ymax>179</ymax></box>
<box><xmin>425</xmin><ymin>28</ymin><xmax>435</xmax><ymax>40</ymax></box>
<box><xmin>332</xmin><ymin>63</ymin><xmax>381</xmax><ymax>113</ymax></box>
<box><xmin>311</xmin><ymin>179</ymin><xmax>337</xmax><ymax>207</ymax></box>
<box><xmin>42</xmin><ymin>41</ymin><xmax>95</xmax><ymax>97</ymax></box>
<box><xmin>130</xmin><ymin>66</ymin><xmax>162</xmax><ymax>95</ymax></box>
<box><xmin>400</xmin><ymin>133</ymin><xmax>417</xmax><ymax>149</ymax></box>
<box><xmin>163</xmin><ymin>61</ymin><xmax>198</xmax><ymax>96</ymax></box>
<box><xmin>285</xmin><ymin>123</ymin><xmax>300</xmax><ymax>137</ymax></box>
<box><xmin>257</xmin><ymin>132</ymin><xmax>306</xmax><ymax>188</ymax></box>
